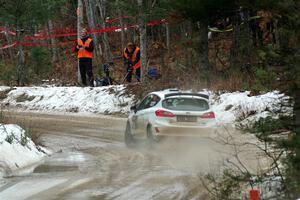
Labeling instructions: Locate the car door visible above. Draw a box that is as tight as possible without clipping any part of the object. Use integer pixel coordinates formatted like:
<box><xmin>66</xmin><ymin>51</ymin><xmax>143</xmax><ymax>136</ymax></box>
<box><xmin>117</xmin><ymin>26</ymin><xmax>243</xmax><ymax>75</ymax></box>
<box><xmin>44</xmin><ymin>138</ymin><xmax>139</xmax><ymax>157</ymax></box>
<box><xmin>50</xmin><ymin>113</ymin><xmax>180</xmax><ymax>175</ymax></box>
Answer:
<box><xmin>140</xmin><ymin>94</ymin><xmax>161</xmax><ymax>129</ymax></box>
<box><xmin>132</xmin><ymin>95</ymin><xmax>152</xmax><ymax>137</ymax></box>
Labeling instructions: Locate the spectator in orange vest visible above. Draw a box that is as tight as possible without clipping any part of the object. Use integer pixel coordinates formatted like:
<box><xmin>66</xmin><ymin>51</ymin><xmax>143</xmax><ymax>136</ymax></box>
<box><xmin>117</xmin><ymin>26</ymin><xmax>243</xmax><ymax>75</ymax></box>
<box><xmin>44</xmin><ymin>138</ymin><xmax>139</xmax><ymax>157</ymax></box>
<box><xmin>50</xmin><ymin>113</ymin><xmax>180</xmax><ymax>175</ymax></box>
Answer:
<box><xmin>75</xmin><ymin>28</ymin><xmax>94</xmax><ymax>86</ymax></box>
<box><xmin>123</xmin><ymin>42</ymin><xmax>141</xmax><ymax>83</ymax></box>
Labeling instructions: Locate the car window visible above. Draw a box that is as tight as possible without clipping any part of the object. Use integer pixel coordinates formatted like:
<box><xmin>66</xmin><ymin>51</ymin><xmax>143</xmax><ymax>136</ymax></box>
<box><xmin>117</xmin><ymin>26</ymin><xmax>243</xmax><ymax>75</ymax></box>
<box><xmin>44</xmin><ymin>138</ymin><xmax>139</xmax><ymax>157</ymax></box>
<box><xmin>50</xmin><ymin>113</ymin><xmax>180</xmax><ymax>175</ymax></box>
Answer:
<box><xmin>137</xmin><ymin>94</ymin><xmax>160</xmax><ymax>111</ymax></box>
<box><xmin>162</xmin><ymin>97</ymin><xmax>209</xmax><ymax>111</ymax></box>
<box><xmin>137</xmin><ymin>95</ymin><xmax>152</xmax><ymax>111</ymax></box>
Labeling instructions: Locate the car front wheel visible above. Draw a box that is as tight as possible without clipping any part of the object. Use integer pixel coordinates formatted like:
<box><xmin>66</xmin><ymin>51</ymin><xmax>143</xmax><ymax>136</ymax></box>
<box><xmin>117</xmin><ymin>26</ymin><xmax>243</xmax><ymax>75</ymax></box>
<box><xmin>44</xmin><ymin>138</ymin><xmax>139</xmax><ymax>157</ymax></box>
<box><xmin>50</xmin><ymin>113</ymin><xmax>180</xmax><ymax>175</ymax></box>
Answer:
<box><xmin>125</xmin><ymin>122</ymin><xmax>136</xmax><ymax>147</ymax></box>
<box><xmin>147</xmin><ymin>125</ymin><xmax>158</xmax><ymax>148</ymax></box>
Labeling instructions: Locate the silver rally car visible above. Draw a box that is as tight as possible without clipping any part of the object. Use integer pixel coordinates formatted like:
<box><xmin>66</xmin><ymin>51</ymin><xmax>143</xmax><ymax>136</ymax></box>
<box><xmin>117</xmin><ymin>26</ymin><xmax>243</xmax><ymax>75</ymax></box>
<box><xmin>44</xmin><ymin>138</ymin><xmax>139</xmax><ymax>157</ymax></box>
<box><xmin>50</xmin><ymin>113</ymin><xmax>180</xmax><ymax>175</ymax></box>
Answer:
<box><xmin>125</xmin><ymin>89</ymin><xmax>217</xmax><ymax>147</ymax></box>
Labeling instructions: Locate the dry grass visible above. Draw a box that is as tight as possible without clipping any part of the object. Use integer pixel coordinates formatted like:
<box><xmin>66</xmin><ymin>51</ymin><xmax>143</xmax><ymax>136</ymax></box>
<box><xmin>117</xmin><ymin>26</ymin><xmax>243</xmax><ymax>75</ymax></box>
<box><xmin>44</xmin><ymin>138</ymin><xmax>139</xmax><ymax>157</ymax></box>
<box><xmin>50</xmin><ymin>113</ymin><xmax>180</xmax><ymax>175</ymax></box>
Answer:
<box><xmin>0</xmin><ymin>88</ymin><xmax>14</xmax><ymax>100</ymax></box>
<box><xmin>234</xmin><ymin>105</ymin><xmax>257</xmax><ymax>122</ymax></box>
<box><xmin>16</xmin><ymin>93</ymin><xmax>35</xmax><ymax>102</ymax></box>
<box><xmin>210</xmin><ymin>74</ymin><xmax>247</xmax><ymax>92</ymax></box>
<box><xmin>0</xmin><ymin>108</ymin><xmax>42</xmax><ymax>145</ymax></box>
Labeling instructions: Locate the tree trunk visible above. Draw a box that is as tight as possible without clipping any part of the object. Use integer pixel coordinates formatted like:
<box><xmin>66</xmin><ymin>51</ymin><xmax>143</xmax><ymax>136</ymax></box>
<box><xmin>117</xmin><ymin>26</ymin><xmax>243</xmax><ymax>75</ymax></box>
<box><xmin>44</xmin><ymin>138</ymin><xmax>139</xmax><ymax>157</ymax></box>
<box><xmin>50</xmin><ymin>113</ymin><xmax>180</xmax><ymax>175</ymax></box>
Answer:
<box><xmin>77</xmin><ymin>0</ymin><xmax>83</xmax><ymax>84</ymax></box>
<box><xmin>84</xmin><ymin>0</ymin><xmax>100</xmax><ymax>59</ymax></box>
<box><xmin>96</xmin><ymin>0</ymin><xmax>113</xmax><ymax>63</ymax></box>
<box><xmin>195</xmin><ymin>21</ymin><xmax>210</xmax><ymax>87</ymax></box>
<box><xmin>230</xmin><ymin>11</ymin><xmax>241</xmax><ymax>69</ymax></box>
<box><xmin>16</xmin><ymin>23</ymin><xmax>25</xmax><ymax>86</ymax></box>
<box><xmin>138</xmin><ymin>0</ymin><xmax>147</xmax><ymax>82</ymax></box>
<box><xmin>294</xmin><ymin>46</ymin><xmax>300</xmax><ymax>167</ymax></box>
<box><xmin>295</xmin><ymin>80</ymin><xmax>300</xmax><ymax>164</ymax></box>
<box><xmin>165</xmin><ymin>23</ymin><xmax>170</xmax><ymax>55</ymax></box>
<box><xmin>116</xmin><ymin>0</ymin><xmax>126</xmax><ymax>50</ymax></box>
<box><xmin>48</xmin><ymin>19</ymin><xmax>59</xmax><ymax>63</ymax></box>
<box><xmin>4</xmin><ymin>23</ymin><xmax>14</xmax><ymax>60</ymax></box>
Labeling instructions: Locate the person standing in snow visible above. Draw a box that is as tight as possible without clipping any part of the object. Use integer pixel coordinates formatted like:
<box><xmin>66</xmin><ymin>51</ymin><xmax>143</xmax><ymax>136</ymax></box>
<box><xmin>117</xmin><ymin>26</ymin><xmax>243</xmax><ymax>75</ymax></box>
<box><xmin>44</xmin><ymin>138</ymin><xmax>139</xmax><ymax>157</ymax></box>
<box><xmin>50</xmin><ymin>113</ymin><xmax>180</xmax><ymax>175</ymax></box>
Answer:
<box><xmin>123</xmin><ymin>42</ymin><xmax>141</xmax><ymax>83</ymax></box>
<box><xmin>75</xmin><ymin>28</ymin><xmax>94</xmax><ymax>87</ymax></box>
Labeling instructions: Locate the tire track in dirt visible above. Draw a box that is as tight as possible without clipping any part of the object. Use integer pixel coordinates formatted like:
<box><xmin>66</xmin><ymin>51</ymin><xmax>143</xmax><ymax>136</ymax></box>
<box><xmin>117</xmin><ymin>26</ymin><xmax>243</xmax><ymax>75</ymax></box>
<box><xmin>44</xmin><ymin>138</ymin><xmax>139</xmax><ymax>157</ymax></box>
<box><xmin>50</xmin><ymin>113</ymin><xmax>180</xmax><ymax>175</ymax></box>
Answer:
<box><xmin>1</xmin><ymin>111</ymin><xmax>208</xmax><ymax>200</ymax></box>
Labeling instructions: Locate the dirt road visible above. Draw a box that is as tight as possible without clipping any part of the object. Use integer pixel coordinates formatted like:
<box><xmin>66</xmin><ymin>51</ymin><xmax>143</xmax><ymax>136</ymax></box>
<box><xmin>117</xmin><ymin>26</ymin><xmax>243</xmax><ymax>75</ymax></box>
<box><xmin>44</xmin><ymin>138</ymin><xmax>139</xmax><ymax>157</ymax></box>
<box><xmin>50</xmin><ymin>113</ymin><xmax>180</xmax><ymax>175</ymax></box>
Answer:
<box><xmin>0</xmin><ymin>112</ymin><xmax>269</xmax><ymax>200</ymax></box>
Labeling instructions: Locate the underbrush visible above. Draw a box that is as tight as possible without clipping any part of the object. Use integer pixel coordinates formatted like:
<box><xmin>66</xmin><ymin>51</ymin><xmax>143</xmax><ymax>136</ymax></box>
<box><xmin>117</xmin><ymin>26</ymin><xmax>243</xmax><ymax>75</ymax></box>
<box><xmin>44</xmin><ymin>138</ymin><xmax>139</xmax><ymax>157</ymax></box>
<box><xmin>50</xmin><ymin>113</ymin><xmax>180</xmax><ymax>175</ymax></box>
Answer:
<box><xmin>0</xmin><ymin>108</ymin><xmax>41</xmax><ymax>146</ymax></box>
<box><xmin>210</xmin><ymin>73</ymin><xmax>248</xmax><ymax>92</ymax></box>
<box><xmin>203</xmin><ymin>116</ymin><xmax>300</xmax><ymax>199</ymax></box>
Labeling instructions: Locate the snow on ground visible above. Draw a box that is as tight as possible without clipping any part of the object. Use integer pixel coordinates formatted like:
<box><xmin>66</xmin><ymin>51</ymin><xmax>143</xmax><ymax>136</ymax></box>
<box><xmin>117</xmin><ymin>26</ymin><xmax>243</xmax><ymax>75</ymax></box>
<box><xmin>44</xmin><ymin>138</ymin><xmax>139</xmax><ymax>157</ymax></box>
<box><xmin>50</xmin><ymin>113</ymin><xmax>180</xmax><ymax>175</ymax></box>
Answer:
<box><xmin>1</xmin><ymin>85</ymin><xmax>133</xmax><ymax>114</ymax></box>
<box><xmin>0</xmin><ymin>124</ymin><xmax>48</xmax><ymax>178</ymax></box>
<box><xmin>0</xmin><ymin>86</ymin><xmax>291</xmax><ymax>178</ymax></box>
<box><xmin>211</xmin><ymin>91</ymin><xmax>291</xmax><ymax>125</ymax></box>
<box><xmin>0</xmin><ymin>86</ymin><xmax>290</xmax><ymax>122</ymax></box>
<box><xmin>0</xmin><ymin>86</ymin><xmax>10</xmax><ymax>92</ymax></box>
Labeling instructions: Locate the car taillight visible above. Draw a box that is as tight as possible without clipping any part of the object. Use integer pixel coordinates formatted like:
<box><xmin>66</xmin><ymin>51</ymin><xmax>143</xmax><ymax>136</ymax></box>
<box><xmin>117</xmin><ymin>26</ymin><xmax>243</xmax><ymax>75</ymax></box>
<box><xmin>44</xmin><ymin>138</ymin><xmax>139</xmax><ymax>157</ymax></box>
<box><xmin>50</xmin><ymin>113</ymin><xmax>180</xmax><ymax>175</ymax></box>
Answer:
<box><xmin>155</xmin><ymin>109</ymin><xmax>175</xmax><ymax>117</ymax></box>
<box><xmin>201</xmin><ymin>112</ymin><xmax>215</xmax><ymax>119</ymax></box>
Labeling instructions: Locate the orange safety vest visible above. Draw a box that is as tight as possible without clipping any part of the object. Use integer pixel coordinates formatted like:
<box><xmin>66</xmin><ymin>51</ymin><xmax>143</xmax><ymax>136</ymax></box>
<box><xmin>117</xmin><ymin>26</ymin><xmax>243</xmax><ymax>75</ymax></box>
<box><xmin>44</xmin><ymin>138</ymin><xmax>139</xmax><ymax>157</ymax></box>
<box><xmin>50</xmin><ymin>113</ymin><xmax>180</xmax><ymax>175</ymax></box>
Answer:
<box><xmin>123</xmin><ymin>47</ymin><xmax>141</xmax><ymax>70</ymax></box>
<box><xmin>77</xmin><ymin>38</ymin><xmax>93</xmax><ymax>59</ymax></box>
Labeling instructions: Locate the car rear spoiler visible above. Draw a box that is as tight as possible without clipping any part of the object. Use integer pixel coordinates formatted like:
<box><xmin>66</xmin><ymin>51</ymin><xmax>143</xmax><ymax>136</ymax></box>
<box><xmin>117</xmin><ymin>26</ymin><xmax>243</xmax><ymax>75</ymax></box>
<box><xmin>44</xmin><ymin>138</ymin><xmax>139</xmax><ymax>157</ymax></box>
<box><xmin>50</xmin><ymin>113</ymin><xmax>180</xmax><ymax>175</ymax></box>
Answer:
<box><xmin>165</xmin><ymin>93</ymin><xmax>209</xmax><ymax>99</ymax></box>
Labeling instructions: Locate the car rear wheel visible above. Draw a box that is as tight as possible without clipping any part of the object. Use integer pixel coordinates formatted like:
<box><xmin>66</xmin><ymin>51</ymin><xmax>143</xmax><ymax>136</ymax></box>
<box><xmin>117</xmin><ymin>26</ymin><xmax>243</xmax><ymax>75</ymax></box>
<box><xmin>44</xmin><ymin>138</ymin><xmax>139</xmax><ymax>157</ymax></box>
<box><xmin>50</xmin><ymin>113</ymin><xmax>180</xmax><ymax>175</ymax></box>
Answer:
<box><xmin>125</xmin><ymin>122</ymin><xmax>136</xmax><ymax>147</ymax></box>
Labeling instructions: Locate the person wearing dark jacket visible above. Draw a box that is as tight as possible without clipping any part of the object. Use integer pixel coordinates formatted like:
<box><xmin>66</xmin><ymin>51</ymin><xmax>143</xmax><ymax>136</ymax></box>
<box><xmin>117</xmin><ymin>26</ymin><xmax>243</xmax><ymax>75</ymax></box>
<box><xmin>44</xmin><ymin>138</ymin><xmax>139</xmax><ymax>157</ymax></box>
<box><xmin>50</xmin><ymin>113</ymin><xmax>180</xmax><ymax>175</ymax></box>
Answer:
<box><xmin>123</xmin><ymin>42</ymin><xmax>141</xmax><ymax>82</ymax></box>
<box><xmin>75</xmin><ymin>28</ymin><xmax>94</xmax><ymax>86</ymax></box>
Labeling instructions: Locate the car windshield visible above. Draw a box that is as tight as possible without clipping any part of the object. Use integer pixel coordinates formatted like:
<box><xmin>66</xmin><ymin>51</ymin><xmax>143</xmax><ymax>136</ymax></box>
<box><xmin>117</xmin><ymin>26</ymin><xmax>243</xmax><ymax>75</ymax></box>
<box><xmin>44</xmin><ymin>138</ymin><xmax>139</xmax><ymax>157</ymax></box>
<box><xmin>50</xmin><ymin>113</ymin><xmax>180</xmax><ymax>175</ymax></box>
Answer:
<box><xmin>162</xmin><ymin>97</ymin><xmax>209</xmax><ymax>111</ymax></box>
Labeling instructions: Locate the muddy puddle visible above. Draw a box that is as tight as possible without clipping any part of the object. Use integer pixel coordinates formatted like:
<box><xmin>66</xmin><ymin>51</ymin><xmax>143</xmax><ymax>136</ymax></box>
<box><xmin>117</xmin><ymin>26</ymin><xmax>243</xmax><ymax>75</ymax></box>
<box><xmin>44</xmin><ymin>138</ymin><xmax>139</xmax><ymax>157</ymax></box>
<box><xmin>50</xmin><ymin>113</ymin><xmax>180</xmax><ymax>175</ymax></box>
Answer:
<box><xmin>34</xmin><ymin>165</ymin><xmax>79</xmax><ymax>173</ymax></box>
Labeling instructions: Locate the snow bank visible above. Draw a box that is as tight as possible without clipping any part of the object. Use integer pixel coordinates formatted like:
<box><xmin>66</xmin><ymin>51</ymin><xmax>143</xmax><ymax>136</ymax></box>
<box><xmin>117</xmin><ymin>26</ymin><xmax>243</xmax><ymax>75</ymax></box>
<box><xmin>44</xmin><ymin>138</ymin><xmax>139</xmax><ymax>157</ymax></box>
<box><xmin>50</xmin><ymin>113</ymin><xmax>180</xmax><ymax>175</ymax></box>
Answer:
<box><xmin>0</xmin><ymin>86</ymin><xmax>10</xmax><ymax>92</ymax></box>
<box><xmin>211</xmin><ymin>91</ymin><xmax>291</xmax><ymax>125</ymax></box>
<box><xmin>0</xmin><ymin>86</ymin><xmax>290</xmax><ymax>124</ymax></box>
<box><xmin>1</xmin><ymin>85</ymin><xmax>133</xmax><ymax>114</ymax></box>
<box><xmin>0</xmin><ymin>124</ymin><xmax>47</xmax><ymax>177</ymax></box>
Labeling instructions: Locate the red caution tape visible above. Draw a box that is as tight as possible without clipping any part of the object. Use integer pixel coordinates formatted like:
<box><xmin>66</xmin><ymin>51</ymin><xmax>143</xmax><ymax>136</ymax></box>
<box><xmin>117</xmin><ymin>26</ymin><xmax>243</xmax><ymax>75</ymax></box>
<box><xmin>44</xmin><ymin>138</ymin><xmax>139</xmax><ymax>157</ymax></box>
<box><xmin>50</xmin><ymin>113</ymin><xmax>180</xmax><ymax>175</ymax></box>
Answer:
<box><xmin>24</xmin><ymin>32</ymin><xmax>77</xmax><ymax>40</ymax></box>
<box><xmin>0</xmin><ymin>42</ymin><xmax>17</xmax><ymax>50</ymax></box>
<box><xmin>0</xmin><ymin>41</ymin><xmax>74</xmax><ymax>49</ymax></box>
<box><xmin>20</xmin><ymin>41</ymin><xmax>75</xmax><ymax>47</ymax></box>
<box><xmin>0</xmin><ymin>28</ymin><xmax>16</xmax><ymax>36</ymax></box>
<box><xmin>0</xmin><ymin>19</ymin><xmax>167</xmax><ymax>49</ymax></box>
<box><xmin>43</xmin><ymin>28</ymin><xmax>77</xmax><ymax>33</ymax></box>
<box><xmin>24</xmin><ymin>20</ymin><xmax>166</xmax><ymax>40</ymax></box>
<box><xmin>105</xmin><ymin>16</ymin><xmax>133</xmax><ymax>24</ymax></box>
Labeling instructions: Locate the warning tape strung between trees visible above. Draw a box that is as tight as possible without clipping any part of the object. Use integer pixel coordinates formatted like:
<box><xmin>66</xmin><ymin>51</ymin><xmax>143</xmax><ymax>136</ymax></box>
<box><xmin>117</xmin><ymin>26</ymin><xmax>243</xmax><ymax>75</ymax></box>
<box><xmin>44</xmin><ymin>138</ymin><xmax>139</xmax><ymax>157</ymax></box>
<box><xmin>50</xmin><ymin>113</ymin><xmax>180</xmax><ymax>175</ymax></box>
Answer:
<box><xmin>0</xmin><ymin>42</ymin><xmax>17</xmax><ymax>50</ymax></box>
<box><xmin>24</xmin><ymin>20</ymin><xmax>165</xmax><ymax>40</ymax></box>
<box><xmin>105</xmin><ymin>16</ymin><xmax>133</xmax><ymax>24</ymax></box>
<box><xmin>0</xmin><ymin>19</ymin><xmax>166</xmax><ymax>50</ymax></box>
<box><xmin>0</xmin><ymin>28</ymin><xmax>16</xmax><ymax>36</ymax></box>
<box><xmin>0</xmin><ymin>15</ymin><xmax>261</xmax><ymax>49</ymax></box>
<box><xmin>208</xmin><ymin>16</ymin><xmax>262</xmax><ymax>33</ymax></box>
<box><xmin>0</xmin><ymin>16</ymin><xmax>135</xmax><ymax>38</ymax></box>
<box><xmin>0</xmin><ymin>41</ymin><xmax>75</xmax><ymax>50</ymax></box>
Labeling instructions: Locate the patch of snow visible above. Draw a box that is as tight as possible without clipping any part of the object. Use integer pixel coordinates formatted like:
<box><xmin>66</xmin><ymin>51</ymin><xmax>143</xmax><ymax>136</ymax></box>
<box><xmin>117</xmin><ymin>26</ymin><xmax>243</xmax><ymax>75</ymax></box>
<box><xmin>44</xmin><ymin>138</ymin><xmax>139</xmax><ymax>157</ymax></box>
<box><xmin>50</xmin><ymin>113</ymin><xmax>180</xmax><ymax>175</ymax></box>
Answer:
<box><xmin>243</xmin><ymin>176</ymin><xmax>283</xmax><ymax>200</ymax></box>
<box><xmin>0</xmin><ymin>86</ymin><xmax>291</xmax><ymax>125</ymax></box>
<box><xmin>107</xmin><ymin>172</ymin><xmax>187</xmax><ymax>200</ymax></box>
<box><xmin>211</xmin><ymin>91</ymin><xmax>291</xmax><ymax>125</ymax></box>
<box><xmin>0</xmin><ymin>124</ymin><xmax>47</xmax><ymax>177</ymax></box>
<box><xmin>1</xmin><ymin>85</ymin><xmax>133</xmax><ymax>114</ymax></box>
<box><xmin>0</xmin><ymin>178</ymin><xmax>67</xmax><ymax>200</ymax></box>
<box><xmin>51</xmin><ymin>152</ymin><xmax>87</xmax><ymax>163</ymax></box>
<box><xmin>0</xmin><ymin>86</ymin><xmax>11</xmax><ymax>92</ymax></box>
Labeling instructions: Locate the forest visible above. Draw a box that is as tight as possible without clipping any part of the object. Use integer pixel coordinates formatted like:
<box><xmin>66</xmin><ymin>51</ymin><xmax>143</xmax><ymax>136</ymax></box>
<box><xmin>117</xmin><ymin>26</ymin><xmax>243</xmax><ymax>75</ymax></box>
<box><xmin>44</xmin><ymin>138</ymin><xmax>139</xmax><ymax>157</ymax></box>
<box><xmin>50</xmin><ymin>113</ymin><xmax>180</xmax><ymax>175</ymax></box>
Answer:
<box><xmin>0</xmin><ymin>0</ymin><xmax>300</xmax><ymax>198</ymax></box>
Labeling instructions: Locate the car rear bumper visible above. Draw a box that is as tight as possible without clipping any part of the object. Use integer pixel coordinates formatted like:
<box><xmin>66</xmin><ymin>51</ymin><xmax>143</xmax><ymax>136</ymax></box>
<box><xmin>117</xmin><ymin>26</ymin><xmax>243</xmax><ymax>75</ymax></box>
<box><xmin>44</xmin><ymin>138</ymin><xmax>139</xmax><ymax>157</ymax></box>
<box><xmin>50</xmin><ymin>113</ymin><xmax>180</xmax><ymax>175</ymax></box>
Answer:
<box><xmin>153</xmin><ymin>125</ymin><xmax>217</xmax><ymax>137</ymax></box>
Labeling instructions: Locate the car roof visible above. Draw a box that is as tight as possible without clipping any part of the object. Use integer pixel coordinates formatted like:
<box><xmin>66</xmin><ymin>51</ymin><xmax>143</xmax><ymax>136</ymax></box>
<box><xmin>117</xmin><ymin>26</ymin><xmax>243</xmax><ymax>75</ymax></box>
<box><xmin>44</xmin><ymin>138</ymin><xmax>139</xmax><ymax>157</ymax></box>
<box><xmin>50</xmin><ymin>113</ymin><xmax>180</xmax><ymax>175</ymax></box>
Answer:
<box><xmin>150</xmin><ymin>89</ymin><xmax>209</xmax><ymax>100</ymax></box>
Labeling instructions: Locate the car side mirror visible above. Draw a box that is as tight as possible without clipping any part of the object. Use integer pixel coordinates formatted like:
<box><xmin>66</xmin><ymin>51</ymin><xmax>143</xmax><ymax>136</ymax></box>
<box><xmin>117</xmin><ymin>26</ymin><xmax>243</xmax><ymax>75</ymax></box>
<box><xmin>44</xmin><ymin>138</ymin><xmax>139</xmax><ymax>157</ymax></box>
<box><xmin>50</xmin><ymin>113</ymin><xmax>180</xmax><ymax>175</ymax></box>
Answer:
<box><xmin>130</xmin><ymin>105</ymin><xmax>137</xmax><ymax>113</ymax></box>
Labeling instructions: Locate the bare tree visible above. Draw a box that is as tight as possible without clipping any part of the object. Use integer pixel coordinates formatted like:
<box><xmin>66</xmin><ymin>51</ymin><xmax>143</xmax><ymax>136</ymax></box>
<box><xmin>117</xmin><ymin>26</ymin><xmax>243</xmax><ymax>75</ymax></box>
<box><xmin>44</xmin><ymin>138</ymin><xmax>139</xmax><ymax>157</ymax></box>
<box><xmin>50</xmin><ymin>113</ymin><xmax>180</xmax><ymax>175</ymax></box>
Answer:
<box><xmin>16</xmin><ymin>23</ymin><xmax>25</xmax><ymax>86</ymax></box>
<box><xmin>165</xmin><ymin>22</ymin><xmax>170</xmax><ymax>54</ymax></box>
<box><xmin>137</xmin><ymin>0</ymin><xmax>147</xmax><ymax>82</ymax></box>
<box><xmin>84</xmin><ymin>0</ymin><xmax>101</xmax><ymax>59</ymax></box>
<box><xmin>96</xmin><ymin>0</ymin><xmax>113</xmax><ymax>63</ymax></box>
<box><xmin>48</xmin><ymin>19</ymin><xmax>59</xmax><ymax>64</ymax></box>
<box><xmin>4</xmin><ymin>23</ymin><xmax>14</xmax><ymax>60</ymax></box>
<box><xmin>77</xmin><ymin>0</ymin><xmax>83</xmax><ymax>83</ymax></box>
<box><xmin>116</xmin><ymin>0</ymin><xmax>126</xmax><ymax>50</ymax></box>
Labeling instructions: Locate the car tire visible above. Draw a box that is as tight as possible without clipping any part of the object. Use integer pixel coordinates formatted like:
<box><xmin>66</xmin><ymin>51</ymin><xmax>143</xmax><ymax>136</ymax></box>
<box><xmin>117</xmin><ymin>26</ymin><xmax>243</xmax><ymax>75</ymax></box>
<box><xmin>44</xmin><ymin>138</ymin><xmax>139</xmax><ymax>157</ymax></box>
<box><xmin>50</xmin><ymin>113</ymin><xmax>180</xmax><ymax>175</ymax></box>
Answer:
<box><xmin>147</xmin><ymin>125</ymin><xmax>157</xmax><ymax>148</ymax></box>
<box><xmin>125</xmin><ymin>122</ymin><xmax>136</xmax><ymax>148</ymax></box>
